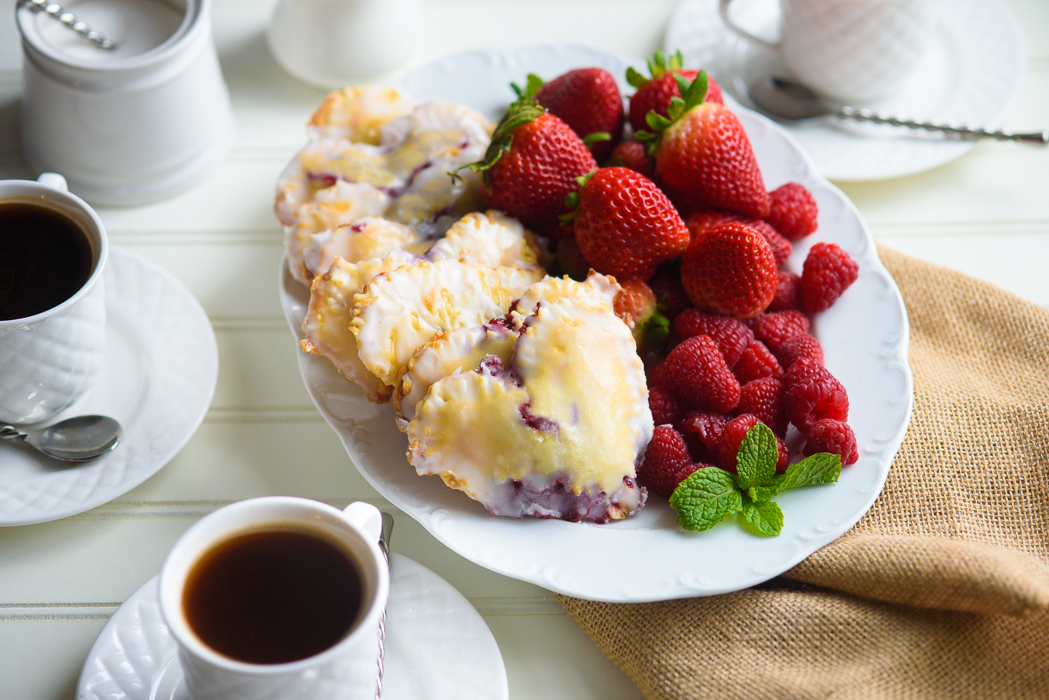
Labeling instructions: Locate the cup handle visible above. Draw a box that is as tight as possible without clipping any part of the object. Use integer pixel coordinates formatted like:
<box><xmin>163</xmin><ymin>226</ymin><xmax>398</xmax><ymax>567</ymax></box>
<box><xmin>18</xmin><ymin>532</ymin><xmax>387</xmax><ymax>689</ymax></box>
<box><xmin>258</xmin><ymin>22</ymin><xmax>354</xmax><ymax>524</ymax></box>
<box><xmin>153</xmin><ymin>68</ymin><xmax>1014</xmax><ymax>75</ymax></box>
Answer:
<box><xmin>342</xmin><ymin>501</ymin><xmax>383</xmax><ymax>542</ymax></box>
<box><xmin>718</xmin><ymin>0</ymin><xmax>781</xmax><ymax>50</ymax></box>
<box><xmin>36</xmin><ymin>172</ymin><xmax>68</xmax><ymax>191</ymax></box>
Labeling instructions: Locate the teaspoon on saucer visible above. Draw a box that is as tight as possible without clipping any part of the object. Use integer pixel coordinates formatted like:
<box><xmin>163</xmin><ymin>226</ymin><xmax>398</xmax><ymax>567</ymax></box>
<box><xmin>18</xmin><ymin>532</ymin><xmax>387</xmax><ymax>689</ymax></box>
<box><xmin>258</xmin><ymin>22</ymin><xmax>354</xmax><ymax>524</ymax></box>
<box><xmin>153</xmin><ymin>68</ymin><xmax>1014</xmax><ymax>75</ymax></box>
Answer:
<box><xmin>0</xmin><ymin>415</ymin><xmax>123</xmax><ymax>462</ymax></box>
<box><xmin>748</xmin><ymin>75</ymin><xmax>1049</xmax><ymax>145</ymax></box>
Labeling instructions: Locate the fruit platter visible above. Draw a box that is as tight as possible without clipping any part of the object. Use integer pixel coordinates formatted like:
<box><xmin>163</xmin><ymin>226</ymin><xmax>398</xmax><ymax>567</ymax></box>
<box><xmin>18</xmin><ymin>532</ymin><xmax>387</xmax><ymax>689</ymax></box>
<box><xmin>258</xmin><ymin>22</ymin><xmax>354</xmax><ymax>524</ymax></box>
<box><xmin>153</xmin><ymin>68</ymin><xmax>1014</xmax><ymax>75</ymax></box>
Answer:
<box><xmin>277</xmin><ymin>45</ymin><xmax>913</xmax><ymax>602</ymax></box>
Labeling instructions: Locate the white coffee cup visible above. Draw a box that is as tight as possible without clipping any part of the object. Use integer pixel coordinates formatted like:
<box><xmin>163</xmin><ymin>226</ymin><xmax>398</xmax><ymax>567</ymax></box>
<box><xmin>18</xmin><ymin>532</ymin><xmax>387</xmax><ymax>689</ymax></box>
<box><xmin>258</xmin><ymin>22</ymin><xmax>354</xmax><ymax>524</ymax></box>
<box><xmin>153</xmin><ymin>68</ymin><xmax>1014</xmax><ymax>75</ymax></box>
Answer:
<box><xmin>0</xmin><ymin>173</ymin><xmax>107</xmax><ymax>426</ymax></box>
<box><xmin>158</xmin><ymin>497</ymin><xmax>390</xmax><ymax>700</ymax></box>
<box><xmin>719</xmin><ymin>0</ymin><xmax>936</xmax><ymax>103</ymax></box>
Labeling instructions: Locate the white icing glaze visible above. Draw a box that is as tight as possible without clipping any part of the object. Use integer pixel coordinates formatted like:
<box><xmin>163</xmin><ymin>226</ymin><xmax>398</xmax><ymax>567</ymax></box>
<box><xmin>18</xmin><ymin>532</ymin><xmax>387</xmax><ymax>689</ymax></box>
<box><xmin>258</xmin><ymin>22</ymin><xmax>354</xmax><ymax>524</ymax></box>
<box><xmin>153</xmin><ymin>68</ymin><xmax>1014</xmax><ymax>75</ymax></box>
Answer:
<box><xmin>350</xmin><ymin>258</ymin><xmax>544</xmax><ymax>386</ymax></box>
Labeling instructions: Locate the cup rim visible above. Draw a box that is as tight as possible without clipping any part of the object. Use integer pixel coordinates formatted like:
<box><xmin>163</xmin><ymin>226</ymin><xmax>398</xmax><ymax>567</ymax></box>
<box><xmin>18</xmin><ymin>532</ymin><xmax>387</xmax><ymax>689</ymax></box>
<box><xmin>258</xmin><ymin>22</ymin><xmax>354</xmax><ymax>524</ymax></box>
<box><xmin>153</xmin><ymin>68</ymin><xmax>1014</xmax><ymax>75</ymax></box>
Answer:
<box><xmin>15</xmin><ymin>0</ymin><xmax>205</xmax><ymax>73</ymax></box>
<box><xmin>158</xmin><ymin>496</ymin><xmax>390</xmax><ymax>675</ymax></box>
<box><xmin>0</xmin><ymin>179</ymin><xmax>108</xmax><ymax>327</ymax></box>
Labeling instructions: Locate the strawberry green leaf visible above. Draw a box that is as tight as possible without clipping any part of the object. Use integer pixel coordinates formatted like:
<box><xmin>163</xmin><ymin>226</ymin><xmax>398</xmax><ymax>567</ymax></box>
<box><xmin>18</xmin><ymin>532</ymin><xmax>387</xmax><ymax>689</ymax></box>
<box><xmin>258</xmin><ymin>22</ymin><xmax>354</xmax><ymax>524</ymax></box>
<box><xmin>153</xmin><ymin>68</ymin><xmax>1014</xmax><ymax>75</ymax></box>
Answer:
<box><xmin>735</xmin><ymin>422</ymin><xmax>778</xmax><ymax>490</ymax></box>
<box><xmin>679</xmin><ymin>70</ymin><xmax>709</xmax><ymax>113</ymax></box>
<box><xmin>458</xmin><ymin>100</ymin><xmax>546</xmax><ymax>185</ymax></box>
<box><xmin>777</xmin><ymin>453</ymin><xmax>842</xmax><ymax>490</ymax></box>
<box><xmin>667</xmin><ymin>96</ymin><xmax>685</xmax><ymax>121</ymax></box>
<box><xmin>582</xmin><ymin>131</ymin><xmax>612</xmax><ymax>146</ymax></box>
<box><xmin>645</xmin><ymin>111</ymin><xmax>672</xmax><ymax>132</ymax></box>
<box><xmin>670</xmin><ymin>467</ymin><xmax>743</xmax><ymax>532</ymax></box>
<box><xmin>740</xmin><ymin>499</ymin><xmax>784</xmax><ymax>537</ymax></box>
<box><xmin>626</xmin><ymin>66</ymin><xmax>649</xmax><ymax>89</ymax></box>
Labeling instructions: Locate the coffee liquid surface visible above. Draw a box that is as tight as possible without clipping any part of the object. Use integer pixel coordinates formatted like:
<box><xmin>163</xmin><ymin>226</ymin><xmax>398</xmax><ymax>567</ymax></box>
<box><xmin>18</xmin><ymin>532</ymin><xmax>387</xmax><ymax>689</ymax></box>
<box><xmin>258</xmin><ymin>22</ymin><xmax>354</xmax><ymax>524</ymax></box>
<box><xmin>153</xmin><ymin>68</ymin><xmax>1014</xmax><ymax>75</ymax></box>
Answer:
<box><xmin>0</xmin><ymin>201</ymin><xmax>93</xmax><ymax>321</ymax></box>
<box><xmin>183</xmin><ymin>528</ymin><xmax>364</xmax><ymax>664</ymax></box>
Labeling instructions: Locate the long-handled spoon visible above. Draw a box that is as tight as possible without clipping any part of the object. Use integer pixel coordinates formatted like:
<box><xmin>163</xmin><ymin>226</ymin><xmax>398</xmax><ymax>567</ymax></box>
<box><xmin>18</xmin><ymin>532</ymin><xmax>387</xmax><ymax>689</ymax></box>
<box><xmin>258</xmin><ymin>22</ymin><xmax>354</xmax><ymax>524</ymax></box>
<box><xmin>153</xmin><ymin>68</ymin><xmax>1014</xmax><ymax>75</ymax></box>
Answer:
<box><xmin>375</xmin><ymin>511</ymin><xmax>394</xmax><ymax>699</ymax></box>
<box><xmin>0</xmin><ymin>415</ymin><xmax>122</xmax><ymax>462</ymax></box>
<box><xmin>747</xmin><ymin>75</ymin><xmax>1048</xmax><ymax>145</ymax></box>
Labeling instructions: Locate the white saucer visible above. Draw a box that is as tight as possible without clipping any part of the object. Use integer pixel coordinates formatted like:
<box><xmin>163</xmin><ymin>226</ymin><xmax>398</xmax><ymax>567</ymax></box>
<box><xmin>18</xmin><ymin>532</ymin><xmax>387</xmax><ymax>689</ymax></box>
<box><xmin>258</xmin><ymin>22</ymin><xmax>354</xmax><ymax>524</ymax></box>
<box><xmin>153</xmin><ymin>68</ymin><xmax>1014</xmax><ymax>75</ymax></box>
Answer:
<box><xmin>0</xmin><ymin>248</ymin><xmax>218</xmax><ymax>526</ymax></box>
<box><xmin>76</xmin><ymin>553</ymin><xmax>509</xmax><ymax>700</ymax></box>
<box><xmin>665</xmin><ymin>0</ymin><xmax>1026</xmax><ymax>181</ymax></box>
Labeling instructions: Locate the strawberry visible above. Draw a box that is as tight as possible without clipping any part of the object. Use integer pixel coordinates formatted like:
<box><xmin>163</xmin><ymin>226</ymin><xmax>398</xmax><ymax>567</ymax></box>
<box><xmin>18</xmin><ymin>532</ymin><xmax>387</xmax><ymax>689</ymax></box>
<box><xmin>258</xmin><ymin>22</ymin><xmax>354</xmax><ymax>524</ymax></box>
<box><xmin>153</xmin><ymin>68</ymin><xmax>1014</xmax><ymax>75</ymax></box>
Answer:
<box><xmin>685</xmin><ymin>207</ymin><xmax>791</xmax><ymax>267</ymax></box>
<box><xmin>614</xmin><ymin>279</ymin><xmax>670</xmax><ymax>354</ymax></box>
<box><xmin>462</xmin><ymin>98</ymin><xmax>597</xmax><ymax>237</ymax></box>
<box><xmin>640</xmin><ymin>72</ymin><xmax>770</xmax><ymax>219</ymax></box>
<box><xmin>607</xmin><ymin>141</ymin><xmax>655</xmax><ymax>179</ymax></box>
<box><xmin>523</xmin><ymin>69</ymin><xmax>624</xmax><ymax>162</ymax></box>
<box><xmin>565</xmin><ymin>167</ymin><xmax>690</xmax><ymax>281</ymax></box>
<box><xmin>626</xmin><ymin>50</ymin><xmax>723</xmax><ymax>134</ymax></box>
<box><xmin>680</xmin><ymin>222</ymin><xmax>778</xmax><ymax>320</ymax></box>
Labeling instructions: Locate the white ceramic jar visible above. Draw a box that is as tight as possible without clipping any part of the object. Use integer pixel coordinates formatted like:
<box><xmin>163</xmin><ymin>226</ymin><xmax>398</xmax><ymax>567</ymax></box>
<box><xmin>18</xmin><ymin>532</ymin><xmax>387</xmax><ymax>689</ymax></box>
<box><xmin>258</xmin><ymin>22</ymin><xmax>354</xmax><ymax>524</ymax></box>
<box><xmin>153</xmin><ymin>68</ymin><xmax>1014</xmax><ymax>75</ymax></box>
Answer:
<box><xmin>17</xmin><ymin>0</ymin><xmax>235</xmax><ymax>206</ymax></box>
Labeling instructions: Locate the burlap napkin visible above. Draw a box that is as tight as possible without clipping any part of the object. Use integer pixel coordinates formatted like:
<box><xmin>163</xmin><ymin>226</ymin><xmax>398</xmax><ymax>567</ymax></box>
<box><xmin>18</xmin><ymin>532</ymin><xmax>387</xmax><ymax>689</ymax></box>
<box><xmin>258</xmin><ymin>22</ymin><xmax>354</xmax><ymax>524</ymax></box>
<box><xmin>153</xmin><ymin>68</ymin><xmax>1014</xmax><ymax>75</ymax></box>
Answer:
<box><xmin>558</xmin><ymin>245</ymin><xmax>1049</xmax><ymax>699</ymax></box>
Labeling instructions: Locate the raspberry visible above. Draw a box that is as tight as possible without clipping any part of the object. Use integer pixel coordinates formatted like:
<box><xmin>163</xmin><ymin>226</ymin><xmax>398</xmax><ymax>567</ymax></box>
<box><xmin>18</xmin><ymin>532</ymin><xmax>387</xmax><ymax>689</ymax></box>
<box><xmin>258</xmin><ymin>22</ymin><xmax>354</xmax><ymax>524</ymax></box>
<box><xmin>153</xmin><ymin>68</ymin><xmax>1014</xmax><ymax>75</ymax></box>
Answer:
<box><xmin>756</xmin><ymin>222</ymin><xmax>793</xmax><ymax>269</ymax></box>
<box><xmin>675</xmin><ymin>410</ymin><xmax>729</xmax><ymax>462</ymax></box>
<box><xmin>765</xmin><ymin>183</ymin><xmax>818</xmax><ymax>241</ymax></box>
<box><xmin>775</xmin><ymin>332</ymin><xmax>824</xmax><ymax>369</ymax></box>
<box><xmin>716</xmin><ymin>414</ymin><xmax>788</xmax><ymax>472</ymax></box>
<box><xmin>608</xmin><ymin>141</ymin><xmax>654</xmax><ymax>179</ymax></box>
<box><xmin>767</xmin><ymin>271</ymin><xmax>802</xmax><ymax>312</ymax></box>
<box><xmin>664</xmin><ymin>335</ymin><xmax>741</xmax><ymax>412</ymax></box>
<box><xmin>783</xmin><ymin>357</ymin><xmax>830</xmax><ymax>391</ymax></box>
<box><xmin>734</xmin><ymin>340</ymin><xmax>785</xmax><ymax>384</ymax></box>
<box><xmin>749</xmin><ymin>309</ymin><xmax>810</xmax><ymax>352</ymax></box>
<box><xmin>637</xmin><ymin>425</ymin><xmax>692</xmax><ymax>497</ymax></box>
<box><xmin>673</xmin><ymin>461</ymin><xmax>711</xmax><ymax>490</ymax></box>
<box><xmin>647</xmin><ymin>357</ymin><xmax>671</xmax><ymax>390</ymax></box>
<box><xmin>672</xmin><ymin>309</ymin><xmax>754</xmax><ymax>368</ymax></box>
<box><xmin>801</xmin><ymin>242</ymin><xmax>859</xmax><ymax>313</ymax></box>
<box><xmin>648</xmin><ymin>385</ymin><xmax>682</xmax><ymax>426</ymax></box>
<box><xmin>803</xmin><ymin>419</ymin><xmax>859</xmax><ymax>465</ymax></box>
<box><xmin>717</xmin><ymin>414</ymin><xmax>759</xmax><ymax>471</ymax></box>
<box><xmin>734</xmin><ymin>377</ymin><xmax>787</xmax><ymax>436</ymax></box>
<box><xmin>784</xmin><ymin>370</ymin><xmax>849</xmax><ymax>433</ymax></box>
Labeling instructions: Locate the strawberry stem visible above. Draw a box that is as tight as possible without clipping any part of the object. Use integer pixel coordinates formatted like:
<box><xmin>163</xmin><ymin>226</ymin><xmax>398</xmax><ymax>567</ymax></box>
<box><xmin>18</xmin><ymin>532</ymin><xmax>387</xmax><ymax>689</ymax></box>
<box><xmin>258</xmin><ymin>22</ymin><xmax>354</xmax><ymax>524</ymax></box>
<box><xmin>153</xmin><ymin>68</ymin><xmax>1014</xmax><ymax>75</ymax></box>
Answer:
<box><xmin>582</xmin><ymin>131</ymin><xmax>612</xmax><ymax>146</ymax></box>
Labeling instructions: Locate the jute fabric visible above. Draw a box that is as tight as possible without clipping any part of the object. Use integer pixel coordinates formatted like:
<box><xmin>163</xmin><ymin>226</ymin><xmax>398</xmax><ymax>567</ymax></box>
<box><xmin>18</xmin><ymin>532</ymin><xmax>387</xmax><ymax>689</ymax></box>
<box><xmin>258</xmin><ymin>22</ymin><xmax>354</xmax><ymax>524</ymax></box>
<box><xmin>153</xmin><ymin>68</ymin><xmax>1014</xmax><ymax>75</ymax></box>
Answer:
<box><xmin>558</xmin><ymin>246</ymin><xmax>1049</xmax><ymax>699</ymax></box>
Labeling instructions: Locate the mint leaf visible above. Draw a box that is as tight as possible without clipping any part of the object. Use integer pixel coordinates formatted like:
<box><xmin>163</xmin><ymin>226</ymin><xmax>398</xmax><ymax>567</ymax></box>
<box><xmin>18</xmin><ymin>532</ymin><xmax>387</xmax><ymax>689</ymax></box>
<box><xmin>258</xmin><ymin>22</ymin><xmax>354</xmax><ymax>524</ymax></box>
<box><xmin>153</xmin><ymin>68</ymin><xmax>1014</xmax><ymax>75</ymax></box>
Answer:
<box><xmin>746</xmin><ymin>485</ymin><xmax>779</xmax><ymax>503</ymax></box>
<box><xmin>777</xmin><ymin>453</ymin><xmax>842</xmax><ymax>490</ymax></box>
<box><xmin>740</xmin><ymin>500</ymin><xmax>784</xmax><ymax>537</ymax></box>
<box><xmin>735</xmin><ymin>422</ymin><xmax>778</xmax><ymax>490</ymax></box>
<box><xmin>669</xmin><ymin>468</ymin><xmax>743</xmax><ymax>532</ymax></box>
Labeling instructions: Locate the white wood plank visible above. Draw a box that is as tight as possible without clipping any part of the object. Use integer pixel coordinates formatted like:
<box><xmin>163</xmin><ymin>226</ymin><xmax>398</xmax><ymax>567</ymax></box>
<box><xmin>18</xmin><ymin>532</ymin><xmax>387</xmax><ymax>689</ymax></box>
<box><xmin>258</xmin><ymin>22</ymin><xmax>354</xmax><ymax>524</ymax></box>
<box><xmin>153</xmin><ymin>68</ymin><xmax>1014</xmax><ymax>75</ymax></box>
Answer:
<box><xmin>0</xmin><ymin>619</ymin><xmax>109</xmax><ymax>700</ymax></box>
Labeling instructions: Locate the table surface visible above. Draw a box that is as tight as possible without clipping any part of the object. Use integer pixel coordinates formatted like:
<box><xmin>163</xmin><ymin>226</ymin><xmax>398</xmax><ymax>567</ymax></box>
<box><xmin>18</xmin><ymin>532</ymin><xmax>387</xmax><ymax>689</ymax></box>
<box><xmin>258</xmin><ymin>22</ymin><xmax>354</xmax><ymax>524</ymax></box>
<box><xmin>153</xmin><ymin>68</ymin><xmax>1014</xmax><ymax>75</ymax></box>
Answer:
<box><xmin>1</xmin><ymin>0</ymin><xmax>1046</xmax><ymax>697</ymax></box>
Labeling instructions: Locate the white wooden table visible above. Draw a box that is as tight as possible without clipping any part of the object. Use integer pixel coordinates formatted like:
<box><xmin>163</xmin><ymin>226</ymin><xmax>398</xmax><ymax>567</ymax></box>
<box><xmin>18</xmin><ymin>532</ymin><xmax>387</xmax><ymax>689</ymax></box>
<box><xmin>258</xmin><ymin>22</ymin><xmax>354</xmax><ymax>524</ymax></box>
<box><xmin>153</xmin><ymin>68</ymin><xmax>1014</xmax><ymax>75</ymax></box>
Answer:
<box><xmin>0</xmin><ymin>1</ymin><xmax>1046</xmax><ymax>697</ymax></box>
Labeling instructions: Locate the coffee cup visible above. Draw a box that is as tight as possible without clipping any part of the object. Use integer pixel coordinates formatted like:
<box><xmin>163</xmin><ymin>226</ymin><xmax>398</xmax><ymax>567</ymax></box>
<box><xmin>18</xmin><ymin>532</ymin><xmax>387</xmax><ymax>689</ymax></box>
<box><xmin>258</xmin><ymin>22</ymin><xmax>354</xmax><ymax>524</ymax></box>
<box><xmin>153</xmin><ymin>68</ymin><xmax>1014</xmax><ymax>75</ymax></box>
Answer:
<box><xmin>158</xmin><ymin>497</ymin><xmax>390</xmax><ymax>700</ymax></box>
<box><xmin>718</xmin><ymin>0</ymin><xmax>936</xmax><ymax>103</ymax></box>
<box><xmin>0</xmin><ymin>173</ymin><xmax>108</xmax><ymax>426</ymax></box>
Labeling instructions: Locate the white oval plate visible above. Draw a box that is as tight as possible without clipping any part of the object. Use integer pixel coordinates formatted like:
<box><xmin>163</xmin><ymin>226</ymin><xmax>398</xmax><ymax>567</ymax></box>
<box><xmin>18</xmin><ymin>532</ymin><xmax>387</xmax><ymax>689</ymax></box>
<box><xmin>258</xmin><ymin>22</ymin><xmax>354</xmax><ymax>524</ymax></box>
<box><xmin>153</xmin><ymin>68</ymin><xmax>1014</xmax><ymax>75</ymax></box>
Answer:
<box><xmin>0</xmin><ymin>248</ymin><xmax>218</xmax><ymax>526</ymax></box>
<box><xmin>76</xmin><ymin>553</ymin><xmax>509</xmax><ymax>700</ymax></box>
<box><xmin>279</xmin><ymin>45</ymin><xmax>913</xmax><ymax>602</ymax></box>
<box><xmin>664</xmin><ymin>0</ymin><xmax>1026</xmax><ymax>181</ymax></box>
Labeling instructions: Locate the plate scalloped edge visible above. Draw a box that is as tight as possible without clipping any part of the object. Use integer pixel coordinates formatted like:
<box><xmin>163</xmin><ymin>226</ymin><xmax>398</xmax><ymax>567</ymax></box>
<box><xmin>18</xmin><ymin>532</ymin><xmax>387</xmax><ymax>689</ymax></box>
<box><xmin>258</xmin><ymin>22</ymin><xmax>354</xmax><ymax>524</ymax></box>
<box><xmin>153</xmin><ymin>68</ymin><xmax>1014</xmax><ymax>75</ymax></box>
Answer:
<box><xmin>278</xmin><ymin>44</ymin><xmax>914</xmax><ymax>603</ymax></box>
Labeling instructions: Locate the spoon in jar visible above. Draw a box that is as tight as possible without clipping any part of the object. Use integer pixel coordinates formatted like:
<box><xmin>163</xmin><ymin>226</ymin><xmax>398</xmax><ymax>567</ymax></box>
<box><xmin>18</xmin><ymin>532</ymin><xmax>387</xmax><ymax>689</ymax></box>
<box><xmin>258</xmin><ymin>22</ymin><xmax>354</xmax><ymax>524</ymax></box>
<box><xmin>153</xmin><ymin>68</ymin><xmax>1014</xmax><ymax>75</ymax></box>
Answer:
<box><xmin>0</xmin><ymin>415</ymin><xmax>122</xmax><ymax>462</ymax></box>
<box><xmin>747</xmin><ymin>75</ymin><xmax>1049</xmax><ymax>145</ymax></box>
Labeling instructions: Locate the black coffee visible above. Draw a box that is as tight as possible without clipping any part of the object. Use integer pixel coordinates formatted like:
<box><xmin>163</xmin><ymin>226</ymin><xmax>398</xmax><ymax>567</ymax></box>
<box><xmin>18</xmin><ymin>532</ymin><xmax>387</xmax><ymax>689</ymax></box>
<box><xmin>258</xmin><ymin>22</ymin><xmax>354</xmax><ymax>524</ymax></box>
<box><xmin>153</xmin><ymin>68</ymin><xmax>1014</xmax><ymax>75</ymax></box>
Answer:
<box><xmin>0</xmin><ymin>200</ymin><xmax>94</xmax><ymax>321</ymax></box>
<box><xmin>183</xmin><ymin>528</ymin><xmax>365</xmax><ymax>665</ymax></box>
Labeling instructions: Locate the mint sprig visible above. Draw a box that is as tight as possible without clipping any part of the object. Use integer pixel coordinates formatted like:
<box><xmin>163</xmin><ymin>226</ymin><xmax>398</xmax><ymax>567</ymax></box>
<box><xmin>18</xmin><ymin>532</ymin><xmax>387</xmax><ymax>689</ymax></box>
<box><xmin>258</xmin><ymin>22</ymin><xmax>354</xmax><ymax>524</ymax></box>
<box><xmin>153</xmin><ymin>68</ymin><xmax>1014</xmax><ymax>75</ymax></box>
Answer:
<box><xmin>668</xmin><ymin>422</ymin><xmax>842</xmax><ymax>536</ymax></box>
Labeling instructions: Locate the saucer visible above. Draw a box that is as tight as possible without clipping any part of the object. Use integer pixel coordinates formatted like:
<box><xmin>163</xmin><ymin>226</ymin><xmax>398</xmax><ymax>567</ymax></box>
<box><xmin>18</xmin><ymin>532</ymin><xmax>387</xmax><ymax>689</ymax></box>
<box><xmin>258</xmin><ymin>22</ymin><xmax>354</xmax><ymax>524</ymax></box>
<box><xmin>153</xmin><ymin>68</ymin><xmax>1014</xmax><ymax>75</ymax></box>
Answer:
<box><xmin>76</xmin><ymin>553</ymin><xmax>509</xmax><ymax>700</ymax></box>
<box><xmin>0</xmin><ymin>248</ymin><xmax>218</xmax><ymax>526</ymax></box>
<box><xmin>665</xmin><ymin>0</ymin><xmax>1026</xmax><ymax>181</ymax></box>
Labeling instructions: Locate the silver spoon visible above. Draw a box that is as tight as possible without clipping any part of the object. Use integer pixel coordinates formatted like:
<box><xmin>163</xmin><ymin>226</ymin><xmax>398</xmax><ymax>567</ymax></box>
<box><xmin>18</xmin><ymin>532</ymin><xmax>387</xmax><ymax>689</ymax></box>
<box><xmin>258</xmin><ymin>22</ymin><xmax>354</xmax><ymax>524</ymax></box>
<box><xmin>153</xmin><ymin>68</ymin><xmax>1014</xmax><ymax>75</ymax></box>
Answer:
<box><xmin>17</xmin><ymin>0</ymin><xmax>117</xmax><ymax>50</ymax></box>
<box><xmin>0</xmin><ymin>415</ymin><xmax>122</xmax><ymax>462</ymax></box>
<box><xmin>374</xmin><ymin>511</ymin><xmax>394</xmax><ymax>700</ymax></box>
<box><xmin>748</xmin><ymin>75</ymin><xmax>1049</xmax><ymax>145</ymax></box>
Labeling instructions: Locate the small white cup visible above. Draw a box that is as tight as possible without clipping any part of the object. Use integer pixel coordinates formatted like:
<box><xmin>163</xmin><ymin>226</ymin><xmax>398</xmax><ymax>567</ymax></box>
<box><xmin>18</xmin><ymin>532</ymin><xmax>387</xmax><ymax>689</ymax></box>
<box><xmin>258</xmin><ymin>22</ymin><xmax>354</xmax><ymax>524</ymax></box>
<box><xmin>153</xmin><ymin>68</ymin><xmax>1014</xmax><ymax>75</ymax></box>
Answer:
<box><xmin>0</xmin><ymin>173</ymin><xmax>107</xmax><ymax>426</ymax></box>
<box><xmin>266</xmin><ymin>0</ymin><xmax>423</xmax><ymax>89</ymax></box>
<box><xmin>719</xmin><ymin>0</ymin><xmax>936</xmax><ymax>103</ymax></box>
<box><xmin>158</xmin><ymin>497</ymin><xmax>389</xmax><ymax>700</ymax></box>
